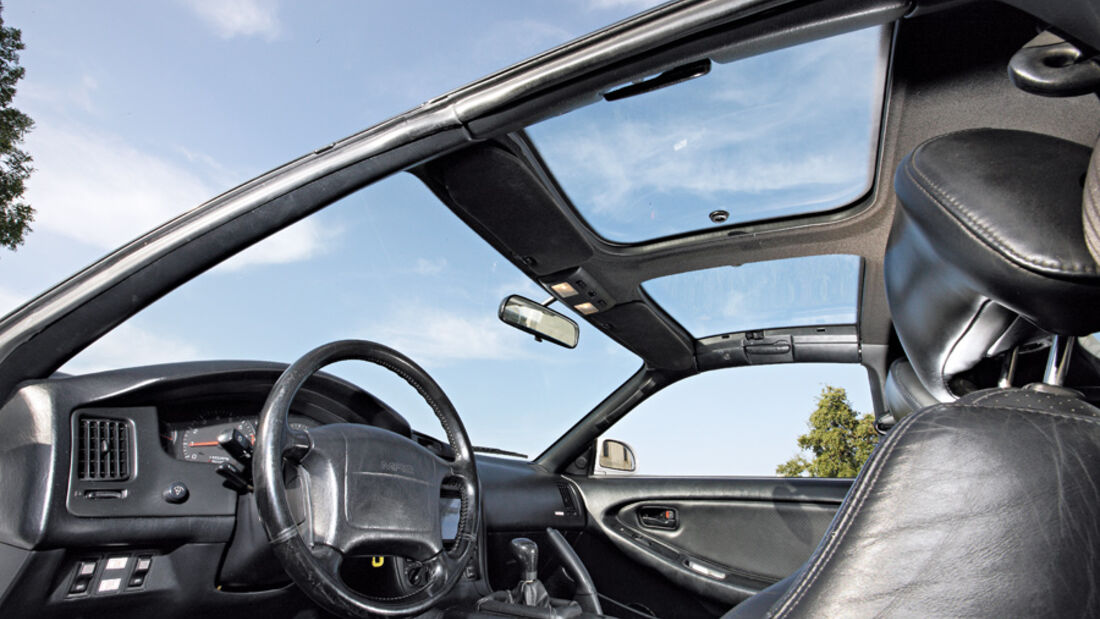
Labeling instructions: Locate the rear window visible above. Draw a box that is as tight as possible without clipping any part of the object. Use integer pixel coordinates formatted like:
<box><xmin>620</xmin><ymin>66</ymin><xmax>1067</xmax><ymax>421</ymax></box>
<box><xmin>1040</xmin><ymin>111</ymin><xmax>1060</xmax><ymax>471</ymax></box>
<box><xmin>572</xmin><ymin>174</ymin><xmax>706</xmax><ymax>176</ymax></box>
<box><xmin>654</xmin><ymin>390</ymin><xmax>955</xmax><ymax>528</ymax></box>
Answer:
<box><xmin>643</xmin><ymin>255</ymin><xmax>861</xmax><ymax>338</ymax></box>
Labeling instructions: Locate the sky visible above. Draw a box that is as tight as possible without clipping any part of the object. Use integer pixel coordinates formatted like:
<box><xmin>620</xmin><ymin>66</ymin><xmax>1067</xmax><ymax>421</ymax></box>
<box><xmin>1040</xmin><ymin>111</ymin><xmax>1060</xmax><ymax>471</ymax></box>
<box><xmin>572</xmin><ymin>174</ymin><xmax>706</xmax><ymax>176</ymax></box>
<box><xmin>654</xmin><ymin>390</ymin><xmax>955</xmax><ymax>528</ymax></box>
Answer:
<box><xmin>0</xmin><ymin>1</ymin><xmax>879</xmax><ymax>474</ymax></box>
<box><xmin>527</xmin><ymin>26</ymin><xmax>882</xmax><ymax>241</ymax></box>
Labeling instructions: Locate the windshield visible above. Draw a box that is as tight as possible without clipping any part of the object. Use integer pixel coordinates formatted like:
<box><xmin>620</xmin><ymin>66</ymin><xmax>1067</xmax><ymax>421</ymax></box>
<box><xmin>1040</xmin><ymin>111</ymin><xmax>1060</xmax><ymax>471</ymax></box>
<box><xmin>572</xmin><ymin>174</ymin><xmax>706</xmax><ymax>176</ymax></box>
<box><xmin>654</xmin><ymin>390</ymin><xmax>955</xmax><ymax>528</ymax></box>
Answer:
<box><xmin>62</xmin><ymin>175</ymin><xmax>642</xmax><ymax>457</ymax></box>
<box><xmin>0</xmin><ymin>2</ymin><xmax>661</xmax><ymax>458</ymax></box>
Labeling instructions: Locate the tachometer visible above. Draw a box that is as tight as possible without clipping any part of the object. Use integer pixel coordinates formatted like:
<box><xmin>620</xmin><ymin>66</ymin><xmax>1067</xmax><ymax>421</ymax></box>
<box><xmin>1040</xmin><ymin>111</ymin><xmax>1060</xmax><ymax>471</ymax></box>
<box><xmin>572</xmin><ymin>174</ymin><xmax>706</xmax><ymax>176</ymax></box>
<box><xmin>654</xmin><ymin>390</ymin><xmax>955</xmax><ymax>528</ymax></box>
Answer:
<box><xmin>180</xmin><ymin>419</ymin><xmax>256</xmax><ymax>463</ymax></box>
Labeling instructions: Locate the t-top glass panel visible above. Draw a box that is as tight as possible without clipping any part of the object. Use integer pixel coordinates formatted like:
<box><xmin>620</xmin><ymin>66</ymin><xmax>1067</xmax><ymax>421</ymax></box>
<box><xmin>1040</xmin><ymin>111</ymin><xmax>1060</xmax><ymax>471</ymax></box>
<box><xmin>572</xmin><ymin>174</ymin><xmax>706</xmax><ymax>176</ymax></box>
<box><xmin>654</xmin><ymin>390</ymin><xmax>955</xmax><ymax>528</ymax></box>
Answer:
<box><xmin>643</xmin><ymin>255</ymin><xmax>862</xmax><ymax>337</ymax></box>
<box><xmin>526</xmin><ymin>27</ymin><xmax>886</xmax><ymax>242</ymax></box>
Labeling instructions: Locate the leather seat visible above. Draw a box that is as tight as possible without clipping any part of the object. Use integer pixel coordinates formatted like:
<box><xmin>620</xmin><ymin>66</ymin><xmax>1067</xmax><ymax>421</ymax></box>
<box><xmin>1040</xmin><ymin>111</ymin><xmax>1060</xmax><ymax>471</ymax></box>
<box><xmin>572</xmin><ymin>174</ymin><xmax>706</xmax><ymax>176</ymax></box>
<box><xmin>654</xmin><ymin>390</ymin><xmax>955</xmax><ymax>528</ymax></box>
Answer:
<box><xmin>881</xmin><ymin>358</ymin><xmax>937</xmax><ymax>423</ymax></box>
<box><xmin>725</xmin><ymin>128</ymin><xmax>1100</xmax><ymax>617</ymax></box>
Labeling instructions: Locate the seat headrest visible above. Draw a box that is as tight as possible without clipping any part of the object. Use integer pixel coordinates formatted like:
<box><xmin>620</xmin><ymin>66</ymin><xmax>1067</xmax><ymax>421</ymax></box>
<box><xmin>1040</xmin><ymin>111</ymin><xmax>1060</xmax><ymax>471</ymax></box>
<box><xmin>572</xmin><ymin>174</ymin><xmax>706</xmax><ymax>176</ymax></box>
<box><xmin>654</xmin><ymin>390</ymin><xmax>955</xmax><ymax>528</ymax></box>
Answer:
<box><xmin>886</xmin><ymin>129</ymin><xmax>1100</xmax><ymax>399</ymax></box>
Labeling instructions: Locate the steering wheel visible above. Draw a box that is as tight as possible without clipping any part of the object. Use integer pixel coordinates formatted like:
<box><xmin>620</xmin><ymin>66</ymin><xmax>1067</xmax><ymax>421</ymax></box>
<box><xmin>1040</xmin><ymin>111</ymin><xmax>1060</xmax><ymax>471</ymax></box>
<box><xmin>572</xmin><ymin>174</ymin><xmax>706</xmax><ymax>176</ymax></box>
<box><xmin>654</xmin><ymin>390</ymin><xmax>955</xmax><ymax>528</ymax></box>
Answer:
<box><xmin>253</xmin><ymin>340</ymin><xmax>480</xmax><ymax>617</ymax></box>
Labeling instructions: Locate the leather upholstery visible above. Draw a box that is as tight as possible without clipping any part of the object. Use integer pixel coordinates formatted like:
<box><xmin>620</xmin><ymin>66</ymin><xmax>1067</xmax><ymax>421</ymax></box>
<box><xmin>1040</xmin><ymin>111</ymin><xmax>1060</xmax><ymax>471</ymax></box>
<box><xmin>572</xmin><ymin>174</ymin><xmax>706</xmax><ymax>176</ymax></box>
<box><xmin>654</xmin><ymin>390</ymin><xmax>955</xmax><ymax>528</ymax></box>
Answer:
<box><xmin>882</xmin><ymin>358</ymin><xmax>938</xmax><ymax>422</ymax></box>
<box><xmin>886</xmin><ymin>129</ymin><xmax>1100</xmax><ymax>399</ymax></box>
<box><xmin>1084</xmin><ymin>134</ymin><xmax>1100</xmax><ymax>264</ymax></box>
<box><xmin>727</xmin><ymin>388</ymin><xmax>1100</xmax><ymax>618</ymax></box>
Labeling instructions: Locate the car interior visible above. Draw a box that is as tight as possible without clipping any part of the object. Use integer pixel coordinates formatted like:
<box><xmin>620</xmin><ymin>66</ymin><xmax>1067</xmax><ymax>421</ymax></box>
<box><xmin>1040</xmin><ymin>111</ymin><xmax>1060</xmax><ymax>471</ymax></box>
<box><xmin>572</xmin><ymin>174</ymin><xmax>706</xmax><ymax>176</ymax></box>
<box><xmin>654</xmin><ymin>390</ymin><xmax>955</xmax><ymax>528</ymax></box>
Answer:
<box><xmin>0</xmin><ymin>0</ymin><xmax>1099</xmax><ymax>617</ymax></box>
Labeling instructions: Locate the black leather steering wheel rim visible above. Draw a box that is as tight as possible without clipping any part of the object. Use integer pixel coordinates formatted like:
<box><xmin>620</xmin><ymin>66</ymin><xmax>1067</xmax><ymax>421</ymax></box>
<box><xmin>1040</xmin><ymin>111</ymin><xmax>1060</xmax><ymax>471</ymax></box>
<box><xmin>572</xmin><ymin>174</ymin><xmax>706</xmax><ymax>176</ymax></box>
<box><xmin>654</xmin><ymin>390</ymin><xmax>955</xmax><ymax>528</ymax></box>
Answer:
<box><xmin>253</xmin><ymin>339</ymin><xmax>480</xmax><ymax>617</ymax></box>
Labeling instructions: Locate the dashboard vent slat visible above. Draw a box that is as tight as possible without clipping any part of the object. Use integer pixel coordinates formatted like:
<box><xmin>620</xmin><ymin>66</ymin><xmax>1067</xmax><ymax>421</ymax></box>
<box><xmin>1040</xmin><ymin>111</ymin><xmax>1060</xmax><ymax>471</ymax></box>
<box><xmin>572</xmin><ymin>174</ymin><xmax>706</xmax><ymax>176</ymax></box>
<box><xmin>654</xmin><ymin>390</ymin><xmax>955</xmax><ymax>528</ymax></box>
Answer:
<box><xmin>556</xmin><ymin>481</ymin><xmax>579</xmax><ymax>517</ymax></box>
<box><xmin>78</xmin><ymin>418</ymin><xmax>131</xmax><ymax>481</ymax></box>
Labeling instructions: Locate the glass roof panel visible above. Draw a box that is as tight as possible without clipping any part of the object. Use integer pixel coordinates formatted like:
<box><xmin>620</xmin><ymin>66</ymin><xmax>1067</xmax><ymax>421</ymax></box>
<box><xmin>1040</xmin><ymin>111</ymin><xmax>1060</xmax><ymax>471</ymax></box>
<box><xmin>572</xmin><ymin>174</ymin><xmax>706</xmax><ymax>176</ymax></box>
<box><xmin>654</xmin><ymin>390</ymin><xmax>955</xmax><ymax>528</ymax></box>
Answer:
<box><xmin>526</xmin><ymin>27</ymin><xmax>886</xmax><ymax>242</ymax></box>
<box><xmin>643</xmin><ymin>255</ymin><xmax>861</xmax><ymax>337</ymax></box>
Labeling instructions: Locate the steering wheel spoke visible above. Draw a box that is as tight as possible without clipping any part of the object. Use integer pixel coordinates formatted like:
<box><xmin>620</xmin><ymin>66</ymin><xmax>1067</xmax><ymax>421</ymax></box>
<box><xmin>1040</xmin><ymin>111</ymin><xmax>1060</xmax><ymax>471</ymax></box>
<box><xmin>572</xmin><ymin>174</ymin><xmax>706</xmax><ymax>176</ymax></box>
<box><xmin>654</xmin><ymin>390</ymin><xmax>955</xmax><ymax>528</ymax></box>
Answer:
<box><xmin>283</xmin><ymin>425</ymin><xmax>312</xmax><ymax>462</ymax></box>
<box><xmin>311</xmin><ymin>542</ymin><xmax>346</xmax><ymax>575</ymax></box>
<box><xmin>253</xmin><ymin>339</ymin><xmax>481</xmax><ymax>618</ymax></box>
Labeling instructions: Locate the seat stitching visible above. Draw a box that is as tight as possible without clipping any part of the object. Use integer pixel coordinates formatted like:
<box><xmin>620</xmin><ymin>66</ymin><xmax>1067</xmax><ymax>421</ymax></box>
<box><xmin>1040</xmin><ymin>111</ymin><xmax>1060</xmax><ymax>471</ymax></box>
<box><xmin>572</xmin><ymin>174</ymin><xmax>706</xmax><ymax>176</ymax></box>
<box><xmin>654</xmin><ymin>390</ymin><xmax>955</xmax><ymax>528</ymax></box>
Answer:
<box><xmin>772</xmin><ymin>403</ymin><xmax>1100</xmax><ymax>616</ymax></box>
<box><xmin>773</xmin><ymin>409</ymin><xmax>921</xmax><ymax>616</ymax></box>
<box><xmin>904</xmin><ymin>151</ymin><xmax>1099</xmax><ymax>276</ymax></box>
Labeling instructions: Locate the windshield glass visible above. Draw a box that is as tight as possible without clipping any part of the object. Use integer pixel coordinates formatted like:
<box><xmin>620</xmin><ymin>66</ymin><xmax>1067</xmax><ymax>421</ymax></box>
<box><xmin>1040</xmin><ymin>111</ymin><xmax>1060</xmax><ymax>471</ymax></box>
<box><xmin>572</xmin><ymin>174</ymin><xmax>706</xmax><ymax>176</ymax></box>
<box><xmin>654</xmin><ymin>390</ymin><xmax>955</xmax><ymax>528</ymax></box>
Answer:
<box><xmin>0</xmin><ymin>2</ymin><xmax>662</xmax><ymax>458</ymax></box>
<box><xmin>61</xmin><ymin>175</ymin><xmax>642</xmax><ymax>457</ymax></box>
<box><xmin>644</xmin><ymin>255</ymin><xmax>862</xmax><ymax>337</ymax></box>
<box><xmin>526</xmin><ymin>27</ymin><xmax>887</xmax><ymax>242</ymax></box>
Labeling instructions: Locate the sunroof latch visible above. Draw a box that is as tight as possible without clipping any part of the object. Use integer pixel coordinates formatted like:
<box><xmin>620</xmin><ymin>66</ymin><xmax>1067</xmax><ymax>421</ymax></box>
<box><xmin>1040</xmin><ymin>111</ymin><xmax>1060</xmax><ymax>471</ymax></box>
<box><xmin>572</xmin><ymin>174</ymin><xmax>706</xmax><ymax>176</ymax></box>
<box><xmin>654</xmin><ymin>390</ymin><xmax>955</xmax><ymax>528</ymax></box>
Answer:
<box><xmin>602</xmin><ymin>59</ymin><xmax>711</xmax><ymax>102</ymax></box>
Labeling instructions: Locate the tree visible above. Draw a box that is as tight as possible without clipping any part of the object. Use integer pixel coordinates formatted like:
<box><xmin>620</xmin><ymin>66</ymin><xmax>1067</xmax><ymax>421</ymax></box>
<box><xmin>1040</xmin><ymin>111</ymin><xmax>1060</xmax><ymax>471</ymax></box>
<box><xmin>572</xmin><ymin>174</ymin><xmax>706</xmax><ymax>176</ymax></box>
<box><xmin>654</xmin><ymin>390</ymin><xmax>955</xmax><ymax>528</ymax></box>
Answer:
<box><xmin>776</xmin><ymin>386</ymin><xmax>879</xmax><ymax>478</ymax></box>
<box><xmin>0</xmin><ymin>1</ymin><xmax>33</xmax><ymax>252</ymax></box>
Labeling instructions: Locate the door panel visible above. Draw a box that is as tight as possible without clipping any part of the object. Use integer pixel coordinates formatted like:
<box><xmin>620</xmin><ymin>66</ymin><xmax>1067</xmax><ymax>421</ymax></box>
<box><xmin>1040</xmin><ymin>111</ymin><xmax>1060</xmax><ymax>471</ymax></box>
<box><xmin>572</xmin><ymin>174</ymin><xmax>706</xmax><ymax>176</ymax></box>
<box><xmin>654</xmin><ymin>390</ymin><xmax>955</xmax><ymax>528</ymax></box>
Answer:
<box><xmin>572</xmin><ymin>476</ymin><xmax>851</xmax><ymax>608</ymax></box>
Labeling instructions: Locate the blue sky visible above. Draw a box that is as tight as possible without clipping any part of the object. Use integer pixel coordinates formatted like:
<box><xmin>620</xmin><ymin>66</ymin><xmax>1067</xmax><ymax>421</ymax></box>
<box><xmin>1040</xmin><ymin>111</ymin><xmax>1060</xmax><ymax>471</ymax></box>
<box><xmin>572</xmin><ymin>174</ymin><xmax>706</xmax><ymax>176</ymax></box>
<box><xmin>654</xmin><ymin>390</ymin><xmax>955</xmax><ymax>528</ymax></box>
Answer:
<box><xmin>0</xmin><ymin>1</ymin><xmax>879</xmax><ymax>474</ymax></box>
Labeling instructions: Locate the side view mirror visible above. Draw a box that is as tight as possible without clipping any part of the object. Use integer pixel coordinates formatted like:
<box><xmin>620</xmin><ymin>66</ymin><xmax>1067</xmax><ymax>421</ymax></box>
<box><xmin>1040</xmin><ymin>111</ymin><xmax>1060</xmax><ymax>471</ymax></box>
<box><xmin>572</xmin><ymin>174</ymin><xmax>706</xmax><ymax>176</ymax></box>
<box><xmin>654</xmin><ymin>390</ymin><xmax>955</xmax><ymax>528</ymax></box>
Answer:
<box><xmin>498</xmin><ymin>295</ymin><xmax>579</xmax><ymax>349</ymax></box>
<box><xmin>595</xmin><ymin>438</ymin><xmax>636</xmax><ymax>475</ymax></box>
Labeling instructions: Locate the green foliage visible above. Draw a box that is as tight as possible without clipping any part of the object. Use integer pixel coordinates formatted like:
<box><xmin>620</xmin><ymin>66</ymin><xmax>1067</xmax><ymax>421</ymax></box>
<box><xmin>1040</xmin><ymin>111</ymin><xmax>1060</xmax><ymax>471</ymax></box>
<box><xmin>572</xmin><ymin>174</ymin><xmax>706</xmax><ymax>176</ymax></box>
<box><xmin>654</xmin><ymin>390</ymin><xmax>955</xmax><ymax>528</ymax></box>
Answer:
<box><xmin>0</xmin><ymin>1</ymin><xmax>33</xmax><ymax>252</ymax></box>
<box><xmin>777</xmin><ymin>386</ymin><xmax>879</xmax><ymax>478</ymax></box>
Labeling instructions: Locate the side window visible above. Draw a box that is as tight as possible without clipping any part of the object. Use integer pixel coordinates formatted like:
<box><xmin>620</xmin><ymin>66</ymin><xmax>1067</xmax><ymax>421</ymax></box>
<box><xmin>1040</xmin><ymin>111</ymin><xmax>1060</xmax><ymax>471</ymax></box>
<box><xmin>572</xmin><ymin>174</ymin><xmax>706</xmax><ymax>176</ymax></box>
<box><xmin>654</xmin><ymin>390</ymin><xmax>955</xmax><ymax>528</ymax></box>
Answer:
<box><xmin>596</xmin><ymin>363</ymin><xmax>876</xmax><ymax>477</ymax></box>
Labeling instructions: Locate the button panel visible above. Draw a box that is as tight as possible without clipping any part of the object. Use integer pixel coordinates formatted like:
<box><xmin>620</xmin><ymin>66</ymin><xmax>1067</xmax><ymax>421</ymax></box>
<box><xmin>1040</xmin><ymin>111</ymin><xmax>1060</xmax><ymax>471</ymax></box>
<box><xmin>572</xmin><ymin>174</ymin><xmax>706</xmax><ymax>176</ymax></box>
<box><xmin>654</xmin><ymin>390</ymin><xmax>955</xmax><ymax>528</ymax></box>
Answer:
<box><xmin>66</xmin><ymin>552</ymin><xmax>155</xmax><ymax>598</ymax></box>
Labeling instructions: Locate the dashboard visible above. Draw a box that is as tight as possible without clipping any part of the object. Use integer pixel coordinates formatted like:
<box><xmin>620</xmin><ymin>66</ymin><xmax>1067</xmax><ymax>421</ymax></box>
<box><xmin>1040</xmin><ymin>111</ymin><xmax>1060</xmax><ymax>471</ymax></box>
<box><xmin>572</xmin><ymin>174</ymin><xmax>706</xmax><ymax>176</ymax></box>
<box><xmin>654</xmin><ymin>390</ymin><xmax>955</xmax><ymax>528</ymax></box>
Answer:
<box><xmin>0</xmin><ymin>361</ymin><xmax>586</xmax><ymax>619</ymax></box>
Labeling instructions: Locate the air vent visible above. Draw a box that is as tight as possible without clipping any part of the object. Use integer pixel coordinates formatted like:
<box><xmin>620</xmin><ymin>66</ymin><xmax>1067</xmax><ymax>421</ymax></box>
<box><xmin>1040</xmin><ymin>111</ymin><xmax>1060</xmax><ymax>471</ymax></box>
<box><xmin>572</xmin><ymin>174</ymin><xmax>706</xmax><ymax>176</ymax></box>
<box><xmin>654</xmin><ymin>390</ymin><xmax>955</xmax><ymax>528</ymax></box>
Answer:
<box><xmin>556</xmin><ymin>481</ymin><xmax>579</xmax><ymax>517</ymax></box>
<box><xmin>77</xmin><ymin>418</ymin><xmax>132</xmax><ymax>481</ymax></box>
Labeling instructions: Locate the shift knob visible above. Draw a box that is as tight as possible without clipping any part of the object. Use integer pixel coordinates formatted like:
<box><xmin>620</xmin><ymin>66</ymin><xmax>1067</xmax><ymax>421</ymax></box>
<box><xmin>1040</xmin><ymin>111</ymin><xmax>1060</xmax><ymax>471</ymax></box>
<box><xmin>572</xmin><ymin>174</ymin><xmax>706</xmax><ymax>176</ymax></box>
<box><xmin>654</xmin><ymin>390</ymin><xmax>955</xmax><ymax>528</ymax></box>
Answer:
<box><xmin>510</xmin><ymin>537</ymin><xmax>539</xmax><ymax>582</ymax></box>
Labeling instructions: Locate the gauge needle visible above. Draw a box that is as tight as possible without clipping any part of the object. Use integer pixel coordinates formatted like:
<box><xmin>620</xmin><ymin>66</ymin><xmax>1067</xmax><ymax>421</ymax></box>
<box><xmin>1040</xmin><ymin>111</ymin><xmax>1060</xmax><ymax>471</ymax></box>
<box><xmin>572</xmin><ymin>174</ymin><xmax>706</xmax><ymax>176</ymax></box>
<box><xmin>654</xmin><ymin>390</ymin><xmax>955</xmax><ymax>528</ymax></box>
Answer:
<box><xmin>188</xmin><ymin>441</ymin><xmax>220</xmax><ymax>447</ymax></box>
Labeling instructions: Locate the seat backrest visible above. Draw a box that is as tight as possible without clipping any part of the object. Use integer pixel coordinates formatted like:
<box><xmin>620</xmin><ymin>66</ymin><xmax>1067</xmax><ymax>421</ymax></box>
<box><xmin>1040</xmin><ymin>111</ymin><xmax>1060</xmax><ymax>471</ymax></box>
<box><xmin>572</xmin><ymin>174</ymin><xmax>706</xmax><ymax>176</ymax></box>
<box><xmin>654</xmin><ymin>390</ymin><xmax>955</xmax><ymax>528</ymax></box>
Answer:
<box><xmin>747</xmin><ymin>129</ymin><xmax>1100</xmax><ymax>617</ymax></box>
<box><xmin>768</xmin><ymin>388</ymin><xmax>1100</xmax><ymax>617</ymax></box>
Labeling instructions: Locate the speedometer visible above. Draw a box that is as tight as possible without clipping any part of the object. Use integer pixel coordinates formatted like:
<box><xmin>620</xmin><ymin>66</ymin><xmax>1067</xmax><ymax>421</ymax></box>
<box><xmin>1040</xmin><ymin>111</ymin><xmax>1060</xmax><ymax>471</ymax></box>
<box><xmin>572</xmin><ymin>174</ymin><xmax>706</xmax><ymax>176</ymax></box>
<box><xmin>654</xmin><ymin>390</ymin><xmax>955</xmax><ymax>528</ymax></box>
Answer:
<box><xmin>180</xmin><ymin>419</ymin><xmax>256</xmax><ymax>463</ymax></box>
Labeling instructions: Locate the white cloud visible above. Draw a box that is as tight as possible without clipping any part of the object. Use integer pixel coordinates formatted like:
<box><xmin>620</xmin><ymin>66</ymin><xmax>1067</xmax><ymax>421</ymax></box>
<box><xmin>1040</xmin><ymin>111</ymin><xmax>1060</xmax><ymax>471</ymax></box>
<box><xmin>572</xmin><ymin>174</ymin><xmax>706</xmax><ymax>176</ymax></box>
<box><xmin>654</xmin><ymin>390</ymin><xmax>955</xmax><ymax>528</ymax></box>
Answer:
<box><xmin>181</xmin><ymin>0</ymin><xmax>281</xmax><ymax>40</ymax></box>
<box><xmin>413</xmin><ymin>257</ymin><xmax>447</xmax><ymax>276</ymax></box>
<box><xmin>217</xmin><ymin>218</ymin><xmax>338</xmax><ymax>271</ymax></box>
<box><xmin>586</xmin><ymin>0</ymin><xmax>660</xmax><ymax>12</ymax></box>
<box><xmin>493</xmin><ymin>276</ymin><xmax>544</xmax><ymax>301</ymax></box>
<box><xmin>24</xmin><ymin>123</ymin><xmax>213</xmax><ymax>250</ymax></box>
<box><xmin>23</xmin><ymin>121</ymin><xmax>332</xmax><ymax>271</ymax></box>
<box><xmin>373</xmin><ymin>306</ymin><xmax>529</xmax><ymax>367</ymax></box>
<box><xmin>19</xmin><ymin>73</ymin><xmax>101</xmax><ymax>114</ymax></box>
<box><xmin>60</xmin><ymin>323</ymin><xmax>203</xmax><ymax>375</ymax></box>
<box><xmin>0</xmin><ymin>286</ymin><xmax>31</xmax><ymax>318</ymax></box>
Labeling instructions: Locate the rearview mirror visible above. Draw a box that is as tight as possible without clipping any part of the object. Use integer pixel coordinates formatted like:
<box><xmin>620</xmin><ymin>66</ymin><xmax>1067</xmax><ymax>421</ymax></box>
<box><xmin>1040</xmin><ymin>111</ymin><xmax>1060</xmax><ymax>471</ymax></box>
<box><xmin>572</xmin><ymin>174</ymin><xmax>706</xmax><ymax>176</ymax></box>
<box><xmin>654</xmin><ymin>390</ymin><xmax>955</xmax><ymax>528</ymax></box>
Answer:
<box><xmin>498</xmin><ymin>295</ymin><xmax>579</xmax><ymax>349</ymax></box>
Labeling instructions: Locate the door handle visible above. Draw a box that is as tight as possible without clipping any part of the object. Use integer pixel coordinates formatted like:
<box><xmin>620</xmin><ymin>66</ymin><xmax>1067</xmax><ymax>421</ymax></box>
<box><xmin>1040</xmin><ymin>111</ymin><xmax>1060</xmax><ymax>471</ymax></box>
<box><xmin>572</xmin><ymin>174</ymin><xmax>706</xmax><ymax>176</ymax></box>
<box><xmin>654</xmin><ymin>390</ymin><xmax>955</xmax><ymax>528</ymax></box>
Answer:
<box><xmin>638</xmin><ymin>506</ymin><xmax>678</xmax><ymax>530</ymax></box>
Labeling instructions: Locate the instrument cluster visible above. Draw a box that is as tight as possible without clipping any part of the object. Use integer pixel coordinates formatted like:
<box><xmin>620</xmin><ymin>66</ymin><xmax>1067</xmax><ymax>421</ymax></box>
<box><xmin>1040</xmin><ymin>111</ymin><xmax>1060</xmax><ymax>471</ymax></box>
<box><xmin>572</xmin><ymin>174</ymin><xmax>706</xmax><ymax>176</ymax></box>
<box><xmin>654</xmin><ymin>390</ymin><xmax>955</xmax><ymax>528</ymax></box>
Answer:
<box><xmin>160</xmin><ymin>413</ymin><xmax>319</xmax><ymax>464</ymax></box>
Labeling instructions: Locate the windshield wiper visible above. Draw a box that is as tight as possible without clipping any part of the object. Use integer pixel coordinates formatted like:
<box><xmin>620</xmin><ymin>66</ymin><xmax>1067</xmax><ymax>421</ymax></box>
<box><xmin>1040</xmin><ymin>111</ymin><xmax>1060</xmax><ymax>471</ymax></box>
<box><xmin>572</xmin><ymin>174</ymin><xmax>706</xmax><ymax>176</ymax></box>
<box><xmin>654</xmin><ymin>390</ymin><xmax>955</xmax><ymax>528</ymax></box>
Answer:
<box><xmin>473</xmin><ymin>446</ymin><xmax>528</xmax><ymax>459</ymax></box>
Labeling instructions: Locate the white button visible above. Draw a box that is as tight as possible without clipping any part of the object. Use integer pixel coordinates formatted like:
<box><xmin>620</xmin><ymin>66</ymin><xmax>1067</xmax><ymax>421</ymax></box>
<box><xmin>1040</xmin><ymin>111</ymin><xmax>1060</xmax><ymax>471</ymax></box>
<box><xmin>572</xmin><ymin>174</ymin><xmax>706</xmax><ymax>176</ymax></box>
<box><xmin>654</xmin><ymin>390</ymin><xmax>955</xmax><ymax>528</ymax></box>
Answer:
<box><xmin>135</xmin><ymin>557</ymin><xmax>151</xmax><ymax>572</ymax></box>
<box><xmin>97</xmin><ymin>578</ymin><xmax>121</xmax><ymax>593</ymax></box>
<box><xmin>78</xmin><ymin>561</ymin><xmax>96</xmax><ymax>576</ymax></box>
<box><xmin>105</xmin><ymin>557</ymin><xmax>128</xmax><ymax>571</ymax></box>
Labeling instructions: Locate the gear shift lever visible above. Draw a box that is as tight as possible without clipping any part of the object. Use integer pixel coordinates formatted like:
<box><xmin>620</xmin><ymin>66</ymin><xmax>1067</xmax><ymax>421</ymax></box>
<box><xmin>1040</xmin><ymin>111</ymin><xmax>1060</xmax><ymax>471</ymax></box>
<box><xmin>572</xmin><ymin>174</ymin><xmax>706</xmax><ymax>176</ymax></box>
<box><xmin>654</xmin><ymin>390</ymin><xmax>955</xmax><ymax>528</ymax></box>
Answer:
<box><xmin>511</xmin><ymin>538</ymin><xmax>539</xmax><ymax>582</ymax></box>
<box><xmin>509</xmin><ymin>537</ymin><xmax>549</xmax><ymax>608</ymax></box>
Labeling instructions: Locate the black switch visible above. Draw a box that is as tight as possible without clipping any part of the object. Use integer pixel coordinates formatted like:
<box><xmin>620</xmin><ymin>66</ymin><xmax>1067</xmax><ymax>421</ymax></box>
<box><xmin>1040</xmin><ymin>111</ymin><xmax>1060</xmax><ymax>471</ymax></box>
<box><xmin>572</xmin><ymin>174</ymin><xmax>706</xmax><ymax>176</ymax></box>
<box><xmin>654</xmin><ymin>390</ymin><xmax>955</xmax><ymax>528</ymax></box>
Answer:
<box><xmin>128</xmin><ymin>574</ymin><xmax>145</xmax><ymax>588</ymax></box>
<box><xmin>218</xmin><ymin>429</ymin><xmax>253</xmax><ymax>468</ymax></box>
<box><xmin>69</xmin><ymin>578</ymin><xmax>90</xmax><ymax>595</ymax></box>
<box><xmin>163</xmin><ymin>481</ymin><xmax>189</xmax><ymax>504</ymax></box>
<box><xmin>216</xmin><ymin>462</ymin><xmax>251</xmax><ymax>493</ymax></box>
